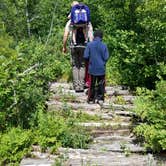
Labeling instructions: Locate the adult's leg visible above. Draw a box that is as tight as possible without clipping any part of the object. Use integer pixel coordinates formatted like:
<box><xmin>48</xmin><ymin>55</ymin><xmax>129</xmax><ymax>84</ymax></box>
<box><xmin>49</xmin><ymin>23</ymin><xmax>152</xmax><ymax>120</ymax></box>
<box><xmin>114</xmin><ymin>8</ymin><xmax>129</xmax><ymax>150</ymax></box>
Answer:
<box><xmin>77</xmin><ymin>48</ymin><xmax>85</xmax><ymax>91</ymax></box>
<box><xmin>71</xmin><ymin>48</ymin><xmax>85</xmax><ymax>92</ymax></box>
<box><xmin>71</xmin><ymin>48</ymin><xmax>80</xmax><ymax>91</ymax></box>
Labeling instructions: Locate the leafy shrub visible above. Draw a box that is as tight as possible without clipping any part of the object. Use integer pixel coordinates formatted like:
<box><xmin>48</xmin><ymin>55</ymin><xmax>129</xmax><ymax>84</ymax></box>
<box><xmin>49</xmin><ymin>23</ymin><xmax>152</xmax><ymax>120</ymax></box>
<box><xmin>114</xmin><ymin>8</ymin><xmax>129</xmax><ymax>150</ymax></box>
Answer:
<box><xmin>133</xmin><ymin>80</ymin><xmax>166</xmax><ymax>152</ymax></box>
<box><xmin>0</xmin><ymin>109</ymin><xmax>92</xmax><ymax>164</ymax></box>
<box><xmin>35</xmin><ymin>110</ymin><xmax>91</xmax><ymax>152</ymax></box>
<box><xmin>0</xmin><ymin>128</ymin><xmax>33</xmax><ymax>165</ymax></box>
<box><xmin>0</xmin><ymin>34</ymin><xmax>71</xmax><ymax>130</ymax></box>
<box><xmin>134</xmin><ymin>124</ymin><xmax>166</xmax><ymax>152</ymax></box>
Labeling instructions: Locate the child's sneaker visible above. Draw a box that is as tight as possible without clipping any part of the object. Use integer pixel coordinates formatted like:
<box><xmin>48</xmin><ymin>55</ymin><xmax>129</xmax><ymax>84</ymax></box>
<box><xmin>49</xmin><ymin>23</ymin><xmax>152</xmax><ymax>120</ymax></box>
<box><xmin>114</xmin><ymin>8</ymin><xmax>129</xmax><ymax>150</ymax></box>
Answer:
<box><xmin>97</xmin><ymin>100</ymin><xmax>104</xmax><ymax>106</ymax></box>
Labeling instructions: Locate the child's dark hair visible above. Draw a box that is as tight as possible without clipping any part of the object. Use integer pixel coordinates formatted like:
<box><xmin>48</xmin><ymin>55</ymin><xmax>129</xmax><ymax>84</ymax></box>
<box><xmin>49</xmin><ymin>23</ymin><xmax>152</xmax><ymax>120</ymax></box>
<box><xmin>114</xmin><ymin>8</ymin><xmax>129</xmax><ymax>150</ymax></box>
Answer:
<box><xmin>94</xmin><ymin>30</ymin><xmax>103</xmax><ymax>39</ymax></box>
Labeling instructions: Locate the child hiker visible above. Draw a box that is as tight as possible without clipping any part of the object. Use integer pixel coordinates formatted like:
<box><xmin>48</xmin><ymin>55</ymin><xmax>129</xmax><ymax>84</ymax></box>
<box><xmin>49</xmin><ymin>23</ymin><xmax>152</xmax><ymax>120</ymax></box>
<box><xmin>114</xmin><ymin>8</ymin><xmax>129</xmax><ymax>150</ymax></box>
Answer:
<box><xmin>84</xmin><ymin>30</ymin><xmax>109</xmax><ymax>104</ymax></box>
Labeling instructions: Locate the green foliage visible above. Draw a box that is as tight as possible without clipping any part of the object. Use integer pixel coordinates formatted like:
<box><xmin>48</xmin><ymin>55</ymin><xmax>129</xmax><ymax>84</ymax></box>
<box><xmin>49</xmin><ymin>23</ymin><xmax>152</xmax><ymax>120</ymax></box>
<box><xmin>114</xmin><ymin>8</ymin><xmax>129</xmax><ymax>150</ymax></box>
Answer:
<box><xmin>35</xmin><ymin>110</ymin><xmax>91</xmax><ymax>151</ymax></box>
<box><xmin>0</xmin><ymin>128</ymin><xmax>33</xmax><ymax>165</ymax></box>
<box><xmin>134</xmin><ymin>124</ymin><xmax>166</xmax><ymax>152</ymax></box>
<box><xmin>1</xmin><ymin>0</ymin><xmax>165</xmax><ymax>89</ymax></box>
<box><xmin>75</xmin><ymin>111</ymin><xmax>101</xmax><ymax>122</ymax></box>
<box><xmin>51</xmin><ymin>108</ymin><xmax>101</xmax><ymax>123</ymax></box>
<box><xmin>0</xmin><ymin>0</ymin><xmax>165</xmax><ymax>160</ymax></box>
<box><xmin>35</xmin><ymin>110</ymin><xmax>63</xmax><ymax>152</ymax></box>
<box><xmin>0</xmin><ymin>109</ymin><xmax>92</xmax><ymax>164</ymax></box>
<box><xmin>0</xmin><ymin>32</ymin><xmax>71</xmax><ymax>130</ymax></box>
<box><xmin>120</xmin><ymin>142</ymin><xmax>131</xmax><ymax>157</ymax></box>
<box><xmin>133</xmin><ymin>80</ymin><xmax>166</xmax><ymax>152</ymax></box>
<box><xmin>114</xmin><ymin>96</ymin><xmax>126</xmax><ymax>105</ymax></box>
<box><xmin>84</xmin><ymin>0</ymin><xmax>166</xmax><ymax>89</ymax></box>
<box><xmin>0</xmin><ymin>0</ymin><xmax>71</xmax><ymax>39</ymax></box>
<box><xmin>53</xmin><ymin>154</ymin><xmax>69</xmax><ymax>166</ymax></box>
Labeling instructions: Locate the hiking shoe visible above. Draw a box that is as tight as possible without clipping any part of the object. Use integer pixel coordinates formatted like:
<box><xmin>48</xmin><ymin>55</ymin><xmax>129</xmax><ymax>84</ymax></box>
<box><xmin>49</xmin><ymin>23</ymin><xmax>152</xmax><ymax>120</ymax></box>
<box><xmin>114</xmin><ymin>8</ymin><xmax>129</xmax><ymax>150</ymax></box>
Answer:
<box><xmin>75</xmin><ymin>88</ymin><xmax>84</xmax><ymax>93</ymax></box>
<box><xmin>87</xmin><ymin>99</ymin><xmax>95</xmax><ymax>104</ymax></box>
<box><xmin>97</xmin><ymin>100</ymin><xmax>104</xmax><ymax>106</ymax></box>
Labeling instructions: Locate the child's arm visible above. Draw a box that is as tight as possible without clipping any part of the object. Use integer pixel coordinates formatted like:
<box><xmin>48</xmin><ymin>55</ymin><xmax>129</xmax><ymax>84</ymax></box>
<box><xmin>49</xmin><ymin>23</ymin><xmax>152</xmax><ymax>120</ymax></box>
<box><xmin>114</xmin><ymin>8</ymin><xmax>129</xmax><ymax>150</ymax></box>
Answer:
<box><xmin>103</xmin><ymin>45</ymin><xmax>109</xmax><ymax>61</ymax></box>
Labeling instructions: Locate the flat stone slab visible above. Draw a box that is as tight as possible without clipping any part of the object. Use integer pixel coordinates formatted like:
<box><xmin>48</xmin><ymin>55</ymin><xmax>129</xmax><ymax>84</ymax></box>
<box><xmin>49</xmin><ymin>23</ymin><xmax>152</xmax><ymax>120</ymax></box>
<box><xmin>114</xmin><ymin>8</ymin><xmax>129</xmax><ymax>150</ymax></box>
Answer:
<box><xmin>91</xmin><ymin>129</ymin><xmax>131</xmax><ymax>137</ymax></box>
<box><xmin>93</xmin><ymin>135</ymin><xmax>134</xmax><ymax>142</ymax></box>
<box><xmin>72</xmin><ymin>109</ymin><xmax>114</xmax><ymax>120</ymax></box>
<box><xmin>51</xmin><ymin>93</ymin><xmax>136</xmax><ymax>105</ymax></box>
<box><xmin>108</xmin><ymin>110</ymin><xmax>134</xmax><ymax>116</ymax></box>
<box><xmin>47</xmin><ymin>100</ymin><xmax>135</xmax><ymax>113</ymax></box>
<box><xmin>78</xmin><ymin>122</ymin><xmax>131</xmax><ymax>130</ymax></box>
<box><xmin>50</xmin><ymin>82</ymin><xmax>131</xmax><ymax>96</ymax></box>
<box><xmin>20</xmin><ymin>158</ymin><xmax>54</xmax><ymax>166</ymax></box>
<box><xmin>49</xmin><ymin>82</ymin><xmax>73</xmax><ymax>90</ymax></box>
<box><xmin>50</xmin><ymin>82</ymin><xmax>125</xmax><ymax>91</ymax></box>
<box><xmin>110</xmin><ymin>95</ymin><xmax>136</xmax><ymax>104</ymax></box>
<box><xmin>58</xmin><ymin>148</ymin><xmax>159</xmax><ymax>166</ymax></box>
<box><xmin>89</xmin><ymin>135</ymin><xmax>146</xmax><ymax>153</ymax></box>
<box><xmin>90</xmin><ymin>141</ymin><xmax>145</xmax><ymax>153</ymax></box>
<box><xmin>102</xmin><ymin>103</ymin><xmax>134</xmax><ymax>111</ymax></box>
<box><xmin>47</xmin><ymin>100</ymin><xmax>101</xmax><ymax>111</ymax></box>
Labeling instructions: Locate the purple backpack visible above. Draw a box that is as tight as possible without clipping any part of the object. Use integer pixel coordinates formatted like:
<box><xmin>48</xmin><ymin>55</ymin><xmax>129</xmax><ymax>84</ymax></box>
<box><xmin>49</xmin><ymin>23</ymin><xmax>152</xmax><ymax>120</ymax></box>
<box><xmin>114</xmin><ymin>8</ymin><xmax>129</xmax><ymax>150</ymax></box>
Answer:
<box><xmin>71</xmin><ymin>4</ymin><xmax>90</xmax><ymax>24</ymax></box>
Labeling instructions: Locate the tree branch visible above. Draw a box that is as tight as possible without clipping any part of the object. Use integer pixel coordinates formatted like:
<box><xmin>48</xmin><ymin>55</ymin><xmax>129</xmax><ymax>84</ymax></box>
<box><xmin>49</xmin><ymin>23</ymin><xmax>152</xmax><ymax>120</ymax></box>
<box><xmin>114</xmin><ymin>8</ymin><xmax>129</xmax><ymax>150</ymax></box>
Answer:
<box><xmin>45</xmin><ymin>2</ymin><xmax>58</xmax><ymax>46</ymax></box>
<box><xmin>25</xmin><ymin>0</ymin><xmax>31</xmax><ymax>37</ymax></box>
<box><xmin>18</xmin><ymin>63</ymin><xmax>40</xmax><ymax>76</ymax></box>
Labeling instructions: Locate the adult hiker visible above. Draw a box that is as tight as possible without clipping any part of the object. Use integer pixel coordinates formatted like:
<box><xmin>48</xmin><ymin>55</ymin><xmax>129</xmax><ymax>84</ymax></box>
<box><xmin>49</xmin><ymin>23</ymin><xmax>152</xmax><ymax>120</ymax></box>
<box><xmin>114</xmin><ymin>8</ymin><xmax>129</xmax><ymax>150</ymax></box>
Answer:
<box><xmin>84</xmin><ymin>30</ymin><xmax>109</xmax><ymax>104</ymax></box>
<box><xmin>62</xmin><ymin>1</ymin><xmax>93</xmax><ymax>92</ymax></box>
<box><xmin>68</xmin><ymin>1</ymin><xmax>89</xmax><ymax>46</ymax></box>
<box><xmin>63</xmin><ymin>1</ymin><xmax>93</xmax><ymax>53</ymax></box>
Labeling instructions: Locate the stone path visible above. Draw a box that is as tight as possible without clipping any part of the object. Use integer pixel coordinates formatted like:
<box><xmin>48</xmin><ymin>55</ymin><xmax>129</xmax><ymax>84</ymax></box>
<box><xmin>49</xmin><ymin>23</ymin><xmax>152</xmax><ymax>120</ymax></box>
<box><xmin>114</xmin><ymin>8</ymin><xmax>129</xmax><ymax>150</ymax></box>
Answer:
<box><xmin>20</xmin><ymin>82</ymin><xmax>166</xmax><ymax>166</ymax></box>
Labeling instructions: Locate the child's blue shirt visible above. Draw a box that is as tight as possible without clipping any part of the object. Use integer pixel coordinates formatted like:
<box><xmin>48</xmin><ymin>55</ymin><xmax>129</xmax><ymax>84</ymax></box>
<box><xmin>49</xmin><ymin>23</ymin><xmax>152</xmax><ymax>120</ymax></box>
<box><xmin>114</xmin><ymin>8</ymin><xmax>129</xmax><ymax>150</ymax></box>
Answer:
<box><xmin>84</xmin><ymin>37</ymin><xmax>109</xmax><ymax>76</ymax></box>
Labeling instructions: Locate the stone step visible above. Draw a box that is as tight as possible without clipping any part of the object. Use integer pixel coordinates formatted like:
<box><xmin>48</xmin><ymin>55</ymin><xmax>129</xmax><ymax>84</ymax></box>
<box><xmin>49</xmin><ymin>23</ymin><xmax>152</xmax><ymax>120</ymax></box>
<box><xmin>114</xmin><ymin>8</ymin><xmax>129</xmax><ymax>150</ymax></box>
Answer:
<box><xmin>48</xmin><ymin>103</ymin><xmax>135</xmax><ymax>118</ymax></box>
<box><xmin>20</xmin><ymin>158</ymin><xmax>54</xmax><ymax>166</ymax></box>
<box><xmin>48</xmin><ymin>96</ymin><xmax>135</xmax><ymax>112</ymax></box>
<box><xmin>20</xmin><ymin>150</ymin><xmax>157</xmax><ymax>166</ymax></box>
<box><xmin>93</xmin><ymin>135</ymin><xmax>134</xmax><ymax>142</ymax></box>
<box><xmin>91</xmin><ymin>129</ymin><xmax>131</xmax><ymax>137</ymax></box>
<box><xmin>90</xmin><ymin>139</ymin><xmax>145</xmax><ymax>153</ymax></box>
<box><xmin>109</xmin><ymin>95</ymin><xmax>136</xmax><ymax>104</ymax></box>
<box><xmin>49</xmin><ymin>82</ymin><xmax>73</xmax><ymax>90</ymax></box>
<box><xmin>20</xmin><ymin>147</ymin><xmax>165</xmax><ymax>166</ymax></box>
<box><xmin>47</xmin><ymin>100</ymin><xmax>135</xmax><ymax>114</ymax></box>
<box><xmin>51</xmin><ymin>87</ymin><xmax>131</xmax><ymax>97</ymax></box>
<box><xmin>77</xmin><ymin>122</ymin><xmax>131</xmax><ymax>130</ymax></box>
<box><xmin>108</xmin><ymin>115</ymin><xmax>132</xmax><ymax>122</ymax></box>
<box><xmin>51</xmin><ymin>108</ymin><xmax>132</xmax><ymax>122</ymax></box>
<box><xmin>51</xmin><ymin>93</ymin><xmax>136</xmax><ymax>105</ymax></box>
<box><xmin>58</xmin><ymin>148</ymin><xmax>158</xmax><ymax>166</ymax></box>
<box><xmin>50</xmin><ymin>82</ymin><xmax>126</xmax><ymax>91</ymax></box>
<box><xmin>102</xmin><ymin>103</ymin><xmax>134</xmax><ymax>111</ymax></box>
<box><xmin>50</xmin><ymin>82</ymin><xmax>131</xmax><ymax>96</ymax></box>
<box><xmin>50</xmin><ymin>82</ymin><xmax>128</xmax><ymax>90</ymax></box>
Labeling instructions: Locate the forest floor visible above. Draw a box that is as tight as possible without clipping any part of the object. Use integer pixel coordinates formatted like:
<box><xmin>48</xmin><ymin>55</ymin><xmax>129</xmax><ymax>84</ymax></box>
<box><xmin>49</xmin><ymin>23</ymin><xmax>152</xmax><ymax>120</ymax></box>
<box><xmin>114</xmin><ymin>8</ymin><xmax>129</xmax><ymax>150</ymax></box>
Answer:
<box><xmin>20</xmin><ymin>82</ymin><xmax>166</xmax><ymax>166</ymax></box>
